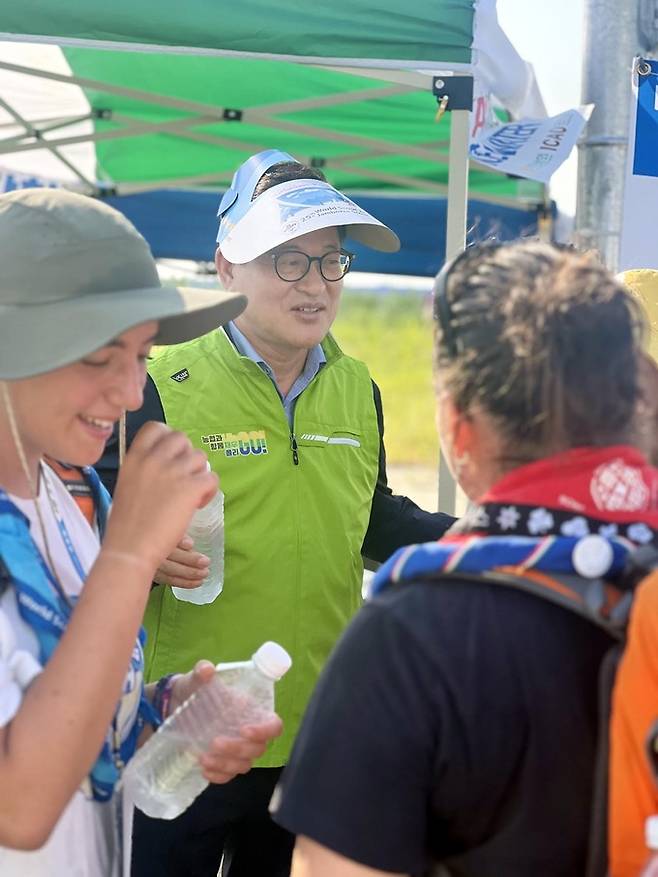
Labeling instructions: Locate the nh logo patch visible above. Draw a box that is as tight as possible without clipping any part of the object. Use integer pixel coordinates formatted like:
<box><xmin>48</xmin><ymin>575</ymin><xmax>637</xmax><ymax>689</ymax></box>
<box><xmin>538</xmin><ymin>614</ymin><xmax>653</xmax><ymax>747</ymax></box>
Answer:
<box><xmin>202</xmin><ymin>430</ymin><xmax>268</xmax><ymax>458</ymax></box>
<box><xmin>170</xmin><ymin>368</ymin><xmax>190</xmax><ymax>383</ymax></box>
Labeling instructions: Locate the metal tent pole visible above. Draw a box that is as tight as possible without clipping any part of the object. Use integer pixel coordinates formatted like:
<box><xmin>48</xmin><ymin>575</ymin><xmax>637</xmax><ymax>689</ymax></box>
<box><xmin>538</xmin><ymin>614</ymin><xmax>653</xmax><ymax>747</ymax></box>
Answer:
<box><xmin>433</xmin><ymin>76</ymin><xmax>473</xmax><ymax>517</ymax></box>
<box><xmin>575</xmin><ymin>0</ymin><xmax>658</xmax><ymax>270</ymax></box>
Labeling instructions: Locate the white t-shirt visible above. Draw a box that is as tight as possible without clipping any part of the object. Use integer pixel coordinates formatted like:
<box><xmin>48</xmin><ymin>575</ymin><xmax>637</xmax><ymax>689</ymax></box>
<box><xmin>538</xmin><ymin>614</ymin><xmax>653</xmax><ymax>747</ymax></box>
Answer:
<box><xmin>0</xmin><ymin>464</ymin><xmax>128</xmax><ymax>877</ymax></box>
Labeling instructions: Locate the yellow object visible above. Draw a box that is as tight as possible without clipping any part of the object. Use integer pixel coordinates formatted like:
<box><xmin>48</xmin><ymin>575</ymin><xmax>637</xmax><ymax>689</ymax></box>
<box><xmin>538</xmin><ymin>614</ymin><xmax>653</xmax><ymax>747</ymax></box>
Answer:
<box><xmin>435</xmin><ymin>94</ymin><xmax>449</xmax><ymax>123</ymax></box>
<box><xmin>618</xmin><ymin>269</ymin><xmax>658</xmax><ymax>363</ymax></box>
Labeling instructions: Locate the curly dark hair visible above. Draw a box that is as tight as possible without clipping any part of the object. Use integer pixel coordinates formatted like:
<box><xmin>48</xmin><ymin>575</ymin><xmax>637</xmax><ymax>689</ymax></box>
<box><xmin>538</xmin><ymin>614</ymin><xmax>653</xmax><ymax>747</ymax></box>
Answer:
<box><xmin>433</xmin><ymin>240</ymin><xmax>646</xmax><ymax>462</ymax></box>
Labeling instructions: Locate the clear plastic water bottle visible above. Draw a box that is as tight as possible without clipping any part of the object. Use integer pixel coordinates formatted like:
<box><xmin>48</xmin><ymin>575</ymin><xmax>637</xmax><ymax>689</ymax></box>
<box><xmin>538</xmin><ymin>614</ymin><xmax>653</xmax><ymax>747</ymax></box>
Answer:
<box><xmin>122</xmin><ymin>641</ymin><xmax>292</xmax><ymax>820</ymax></box>
<box><xmin>172</xmin><ymin>464</ymin><xmax>224</xmax><ymax>605</ymax></box>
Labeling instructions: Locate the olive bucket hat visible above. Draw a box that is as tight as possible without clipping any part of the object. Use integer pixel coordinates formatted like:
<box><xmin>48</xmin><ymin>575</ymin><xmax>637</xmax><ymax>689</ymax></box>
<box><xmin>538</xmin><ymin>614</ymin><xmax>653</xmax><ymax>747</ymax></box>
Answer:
<box><xmin>0</xmin><ymin>188</ymin><xmax>247</xmax><ymax>380</ymax></box>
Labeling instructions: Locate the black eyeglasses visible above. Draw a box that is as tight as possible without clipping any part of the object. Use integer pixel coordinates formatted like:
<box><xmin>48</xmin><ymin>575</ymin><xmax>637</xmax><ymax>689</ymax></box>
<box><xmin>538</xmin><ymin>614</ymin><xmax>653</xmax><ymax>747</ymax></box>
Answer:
<box><xmin>269</xmin><ymin>249</ymin><xmax>354</xmax><ymax>283</ymax></box>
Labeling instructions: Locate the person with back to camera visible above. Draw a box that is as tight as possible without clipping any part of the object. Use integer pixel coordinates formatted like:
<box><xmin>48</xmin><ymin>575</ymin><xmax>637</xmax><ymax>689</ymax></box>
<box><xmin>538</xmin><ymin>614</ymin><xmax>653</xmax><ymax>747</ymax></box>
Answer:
<box><xmin>0</xmin><ymin>188</ymin><xmax>282</xmax><ymax>877</ymax></box>
<box><xmin>271</xmin><ymin>240</ymin><xmax>658</xmax><ymax>877</ymax></box>
<box><xmin>96</xmin><ymin>148</ymin><xmax>456</xmax><ymax>877</ymax></box>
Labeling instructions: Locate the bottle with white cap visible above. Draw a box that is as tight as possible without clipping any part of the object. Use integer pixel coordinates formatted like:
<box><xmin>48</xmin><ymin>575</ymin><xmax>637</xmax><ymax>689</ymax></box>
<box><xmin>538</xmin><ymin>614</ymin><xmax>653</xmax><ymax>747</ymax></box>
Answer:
<box><xmin>172</xmin><ymin>462</ymin><xmax>224</xmax><ymax>605</ymax></box>
<box><xmin>123</xmin><ymin>642</ymin><xmax>292</xmax><ymax>819</ymax></box>
<box><xmin>640</xmin><ymin>816</ymin><xmax>658</xmax><ymax>876</ymax></box>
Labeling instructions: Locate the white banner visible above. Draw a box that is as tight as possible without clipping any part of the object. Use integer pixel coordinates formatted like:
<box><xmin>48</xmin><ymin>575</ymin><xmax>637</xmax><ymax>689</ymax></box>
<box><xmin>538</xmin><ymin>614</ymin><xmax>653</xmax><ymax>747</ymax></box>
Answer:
<box><xmin>469</xmin><ymin>105</ymin><xmax>593</xmax><ymax>184</ymax></box>
<box><xmin>0</xmin><ymin>166</ymin><xmax>64</xmax><ymax>193</ymax></box>
<box><xmin>619</xmin><ymin>58</ymin><xmax>658</xmax><ymax>272</ymax></box>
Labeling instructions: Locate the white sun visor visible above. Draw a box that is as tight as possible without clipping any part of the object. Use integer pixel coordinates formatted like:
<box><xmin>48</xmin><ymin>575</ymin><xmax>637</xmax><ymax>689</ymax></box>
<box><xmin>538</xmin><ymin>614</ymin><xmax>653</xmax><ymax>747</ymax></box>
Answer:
<box><xmin>219</xmin><ymin>178</ymin><xmax>400</xmax><ymax>263</ymax></box>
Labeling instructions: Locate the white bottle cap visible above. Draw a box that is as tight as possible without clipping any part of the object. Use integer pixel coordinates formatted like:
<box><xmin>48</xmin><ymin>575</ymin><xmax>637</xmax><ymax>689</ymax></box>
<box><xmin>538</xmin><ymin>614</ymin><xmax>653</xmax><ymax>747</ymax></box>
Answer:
<box><xmin>571</xmin><ymin>534</ymin><xmax>614</xmax><ymax>579</ymax></box>
<box><xmin>252</xmin><ymin>641</ymin><xmax>292</xmax><ymax>680</ymax></box>
<box><xmin>646</xmin><ymin>815</ymin><xmax>658</xmax><ymax>851</ymax></box>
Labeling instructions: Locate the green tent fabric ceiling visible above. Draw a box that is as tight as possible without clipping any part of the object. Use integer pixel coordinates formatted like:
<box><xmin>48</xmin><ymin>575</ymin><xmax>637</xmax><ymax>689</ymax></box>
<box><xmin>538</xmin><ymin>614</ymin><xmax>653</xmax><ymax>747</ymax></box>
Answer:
<box><xmin>0</xmin><ymin>1</ymin><xmax>543</xmax><ymax>206</ymax></box>
<box><xmin>0</xmin><ymin>0</ymin><xmax>475</xmax><ymax>66</ymax></box>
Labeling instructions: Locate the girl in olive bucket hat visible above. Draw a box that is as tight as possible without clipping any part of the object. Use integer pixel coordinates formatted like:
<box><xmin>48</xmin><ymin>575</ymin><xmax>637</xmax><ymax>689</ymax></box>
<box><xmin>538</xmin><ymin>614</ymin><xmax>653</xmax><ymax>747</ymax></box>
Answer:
<box><xmin>0</xmin><ymin>188</ymin><xmax>281</xmax><ymax>876</ymax></box>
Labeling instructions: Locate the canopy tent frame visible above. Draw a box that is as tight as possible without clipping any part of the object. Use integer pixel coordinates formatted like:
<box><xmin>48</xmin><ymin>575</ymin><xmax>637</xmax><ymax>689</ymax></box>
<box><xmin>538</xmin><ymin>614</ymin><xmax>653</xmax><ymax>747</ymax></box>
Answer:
<box><xmin>0</xmin><ymin>0</ymin><xmax>548</xmax><ymax>516</ymax></box>
<box><xmin>440</xmin><ymin>84</ymin><xmax>471</xmax><ymax>517</ymax></box>
<box><xmin>0</xmin><ymin>58</ymin><xmax>520</xmax><ymax>209</ymax></box>
<box><xmin>0</xmin><ymin>0</ymin><xmax>547</xmax><ymax>211</ymax></box>
<box><xmin>0</xmin><ymin>61</ymin><xmax>479</xmax><ymax>517</ymax></box>
<box><xmin>0</xmin><ymin>94</ymin><xmax>94</xmax><ymax>188</ymax></box>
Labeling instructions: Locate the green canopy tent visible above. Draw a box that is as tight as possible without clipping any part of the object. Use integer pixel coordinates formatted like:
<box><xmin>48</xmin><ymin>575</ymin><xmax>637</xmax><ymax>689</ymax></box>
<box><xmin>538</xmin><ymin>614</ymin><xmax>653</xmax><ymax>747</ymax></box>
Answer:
<box><xmin>0</xmin><ymin>0</ymin><xmax>546</xmax><ymax>511</ymax></box>
<box><xmin>0</xmin><ymin>0</ymin><xmax>545</xmax><ymax>251</ymax></box>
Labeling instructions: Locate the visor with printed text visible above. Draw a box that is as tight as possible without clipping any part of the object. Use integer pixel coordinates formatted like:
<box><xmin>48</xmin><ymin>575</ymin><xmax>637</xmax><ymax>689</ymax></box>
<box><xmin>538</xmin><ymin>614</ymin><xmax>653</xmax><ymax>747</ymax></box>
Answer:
<box><xmin>219</xmin><ymin>178</ymin><xmax>400</xmax><ymax>263</ymax></box>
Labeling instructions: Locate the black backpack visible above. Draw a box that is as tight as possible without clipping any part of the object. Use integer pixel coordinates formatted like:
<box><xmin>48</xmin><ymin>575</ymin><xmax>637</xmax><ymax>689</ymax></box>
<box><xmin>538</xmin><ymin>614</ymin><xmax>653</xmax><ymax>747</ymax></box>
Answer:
<box><xmin>419</xmin><ymin>546</ymin><xmax>658</xmax><ymax>877</ymax></box>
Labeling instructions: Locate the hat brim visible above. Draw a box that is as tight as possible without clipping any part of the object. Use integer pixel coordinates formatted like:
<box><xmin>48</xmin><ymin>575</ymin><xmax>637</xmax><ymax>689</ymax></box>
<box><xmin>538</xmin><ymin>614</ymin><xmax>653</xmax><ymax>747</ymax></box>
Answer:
<box><xmin>0</xmin><ymin>285</ymin><xmax>246</xmax><ymax>380</ymax></box>
<box><xmin>218</xmin><ymin>178</ymin><xmax>400</xmax><ymax>263</ymax></box>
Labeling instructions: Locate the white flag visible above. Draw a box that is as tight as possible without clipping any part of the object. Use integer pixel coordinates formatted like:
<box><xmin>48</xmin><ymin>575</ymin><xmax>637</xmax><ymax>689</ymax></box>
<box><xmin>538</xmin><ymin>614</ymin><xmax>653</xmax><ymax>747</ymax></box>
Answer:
<box><xmin>469</xmin><ymin>106</ymin><xmax>593</xmax><ymax>183</ymax></box>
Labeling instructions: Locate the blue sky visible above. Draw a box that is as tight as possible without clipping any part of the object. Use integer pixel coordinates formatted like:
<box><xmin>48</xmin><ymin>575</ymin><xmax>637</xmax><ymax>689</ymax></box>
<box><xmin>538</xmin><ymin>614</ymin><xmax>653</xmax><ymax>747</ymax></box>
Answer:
<box><xmin>497</xmin><ymin>0</ymin><xmax>585</xmax><ymax>214</ymax></box>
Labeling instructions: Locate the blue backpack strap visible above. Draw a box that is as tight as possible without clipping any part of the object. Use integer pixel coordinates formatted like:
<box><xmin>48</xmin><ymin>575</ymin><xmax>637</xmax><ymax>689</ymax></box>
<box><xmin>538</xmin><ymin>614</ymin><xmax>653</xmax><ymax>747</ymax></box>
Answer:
<box><xmin>81</xmin><ymin>466</ymin><xmax>110</xmax><ymax>539</ymax></box>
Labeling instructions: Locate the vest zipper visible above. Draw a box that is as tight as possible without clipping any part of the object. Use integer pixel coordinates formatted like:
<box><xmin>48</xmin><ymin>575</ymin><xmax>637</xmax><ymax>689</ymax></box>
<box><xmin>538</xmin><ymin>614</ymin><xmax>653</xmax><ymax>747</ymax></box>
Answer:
<box><xmin>290</xmin><ymin>433</ymin><xmax>299</xmax><ymax>466</ymax></box>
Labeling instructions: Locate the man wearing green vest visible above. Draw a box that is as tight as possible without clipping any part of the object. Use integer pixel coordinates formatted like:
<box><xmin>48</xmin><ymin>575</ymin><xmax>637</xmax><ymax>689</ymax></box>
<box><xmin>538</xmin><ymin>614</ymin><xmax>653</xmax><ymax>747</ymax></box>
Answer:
<box><xmin>98</xmin><ymin>150</ymin><xmax>454</xmax><ymax>877</ymax></box>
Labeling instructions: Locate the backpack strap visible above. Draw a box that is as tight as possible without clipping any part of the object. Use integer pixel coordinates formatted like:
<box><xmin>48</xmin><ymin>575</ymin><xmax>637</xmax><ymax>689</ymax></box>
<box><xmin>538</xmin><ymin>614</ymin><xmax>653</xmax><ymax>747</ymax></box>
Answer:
<box><xmin>586</xmin><ymin>643</ymin><xmax>625</xmax><ymax>877</ymax></box>
<box><xmin>45</xmin><ymin>459</ymin><xmax>110</xmax><ymax>540</ymax></box>
<box><xmin>80</xmin><ymin>466</ymin><xmax>110</xmax><ymax>540</ymax></box>
<box><xmin>386</xmin><ymin>545</ymin><xmax>658</xmax><ymax>876</ymax></box>
<box><xmin>417</xmin><ymin>566</ymin><xmax>632</xmax><ymax>641</ymax></box>
<box><xmin>413</xmin><ymin>559</ymin><xmax>658</xmax><ymax>877</ymax></box>
<box><xmin>45</xmin><ymin>458</ymin><xmax>95</xmax><ymax>528</ymax></box>
<box><xmin>411</xmin><ymin>566</ymin><xmax>624</xmax><ymax>877</ymax></box>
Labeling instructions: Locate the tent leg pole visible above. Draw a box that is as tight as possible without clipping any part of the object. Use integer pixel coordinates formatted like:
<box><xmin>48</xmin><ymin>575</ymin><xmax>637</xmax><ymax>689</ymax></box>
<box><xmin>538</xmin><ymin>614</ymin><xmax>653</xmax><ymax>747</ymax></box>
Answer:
<box><xmin>445</xmin><ymin>109</ymin><xmax>470</xmax><ymax>261</ymax></box>
<box><xmin>438</xmin><ymin>108</ymin><xmax>470</xmax><ymax>517</ymax></box>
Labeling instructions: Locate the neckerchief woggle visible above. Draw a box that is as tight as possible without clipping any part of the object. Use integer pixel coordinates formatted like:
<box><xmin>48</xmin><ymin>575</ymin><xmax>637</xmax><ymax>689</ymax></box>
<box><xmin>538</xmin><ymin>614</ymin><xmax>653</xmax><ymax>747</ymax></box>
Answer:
<box><xmin>0</xmin><ymin>465</ymin><xmax>159</xmax><ymax>802</ymax></box>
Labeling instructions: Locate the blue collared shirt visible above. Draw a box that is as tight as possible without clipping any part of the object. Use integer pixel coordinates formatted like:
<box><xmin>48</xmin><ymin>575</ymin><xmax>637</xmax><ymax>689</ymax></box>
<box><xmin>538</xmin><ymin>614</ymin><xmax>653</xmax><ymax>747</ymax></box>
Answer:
<box><xmin>227</xmin><ymin>321</ymin><xmax>326</xmax><ymax>427</ymax></box>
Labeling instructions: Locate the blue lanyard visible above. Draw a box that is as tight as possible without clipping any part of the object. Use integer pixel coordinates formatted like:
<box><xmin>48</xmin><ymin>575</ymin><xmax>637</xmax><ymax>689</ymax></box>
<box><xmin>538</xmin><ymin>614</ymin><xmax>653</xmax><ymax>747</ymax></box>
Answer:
<box><xmin>41</xmin><ymin>465</ymin><xmax>144</xmax><ymax>783</ymax></box>
<box><xmin>41</xmin><ymin>464</ymin><xmax>88</xmax><ymax>586</ymax></box>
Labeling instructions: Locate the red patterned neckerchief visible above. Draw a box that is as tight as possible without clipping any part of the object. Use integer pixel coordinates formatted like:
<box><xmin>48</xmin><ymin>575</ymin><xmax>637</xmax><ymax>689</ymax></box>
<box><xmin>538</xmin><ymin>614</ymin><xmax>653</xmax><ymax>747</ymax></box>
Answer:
<box><xmin>450</xmin><ymin>445</ymin><xmax>658</xmax><ymax>542</ymax></box>
<box><xmin>372</xmin><ymin>447</ymin><xmax>658</xmax><ymax>620</ymax></box>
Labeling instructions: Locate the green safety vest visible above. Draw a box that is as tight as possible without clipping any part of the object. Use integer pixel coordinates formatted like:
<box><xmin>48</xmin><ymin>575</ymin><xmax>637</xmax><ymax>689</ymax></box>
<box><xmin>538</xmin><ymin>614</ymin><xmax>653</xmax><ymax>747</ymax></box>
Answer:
<box><xmin>144</xmin><ymin>327</ymin><xmax>380</xmax><ymax>765</ymax></box>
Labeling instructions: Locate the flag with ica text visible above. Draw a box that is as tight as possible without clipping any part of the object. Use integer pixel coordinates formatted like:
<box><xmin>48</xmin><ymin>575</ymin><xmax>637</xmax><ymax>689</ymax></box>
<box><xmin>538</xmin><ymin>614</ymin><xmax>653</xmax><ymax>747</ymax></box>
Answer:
<box><xmin>469</xmin><ymin>105</ymin><xmax>593</xmax><ymax>184</ymax></box>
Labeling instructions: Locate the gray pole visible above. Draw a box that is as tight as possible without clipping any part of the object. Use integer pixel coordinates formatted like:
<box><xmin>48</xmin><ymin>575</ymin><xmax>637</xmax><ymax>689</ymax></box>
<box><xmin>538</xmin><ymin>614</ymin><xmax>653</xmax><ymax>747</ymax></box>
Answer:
<box><xmin>575</xmin><ymin>0</ymin><xmax>658</xmax><ymax>270</ymax></box>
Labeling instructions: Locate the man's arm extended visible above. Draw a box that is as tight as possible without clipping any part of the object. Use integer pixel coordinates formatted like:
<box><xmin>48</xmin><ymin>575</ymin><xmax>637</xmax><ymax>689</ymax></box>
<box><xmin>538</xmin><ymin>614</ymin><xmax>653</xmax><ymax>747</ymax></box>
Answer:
<box><xmin>362</xmin><ymin>381</ymin><xmax>455</xmax><ymax>564</ymax></box>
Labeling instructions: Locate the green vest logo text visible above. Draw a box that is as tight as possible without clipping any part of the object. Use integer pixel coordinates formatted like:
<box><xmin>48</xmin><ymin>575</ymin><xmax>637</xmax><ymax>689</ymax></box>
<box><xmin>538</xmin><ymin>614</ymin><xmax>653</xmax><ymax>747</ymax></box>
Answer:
<box><xmin>202</xmin><ymin>430</ymin><xmax>268</xmax><ymax>458</ymax></box>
